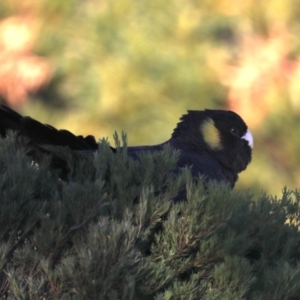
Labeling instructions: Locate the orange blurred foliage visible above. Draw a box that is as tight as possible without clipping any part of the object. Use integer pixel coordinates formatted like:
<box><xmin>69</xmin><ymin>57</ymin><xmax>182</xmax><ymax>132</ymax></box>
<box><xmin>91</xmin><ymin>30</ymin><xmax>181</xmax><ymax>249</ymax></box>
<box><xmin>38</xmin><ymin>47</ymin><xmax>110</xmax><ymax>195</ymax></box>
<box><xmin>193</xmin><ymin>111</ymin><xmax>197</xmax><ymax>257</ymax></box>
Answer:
<box><xmin>0</xmin><ymin>15</ymin><xmax>52</xmax><ymax>107</ymax></box>
<box><xmin>215</xmin><ymin>24</ymin><xmax>300</xmax><ymax>128</ymax></box>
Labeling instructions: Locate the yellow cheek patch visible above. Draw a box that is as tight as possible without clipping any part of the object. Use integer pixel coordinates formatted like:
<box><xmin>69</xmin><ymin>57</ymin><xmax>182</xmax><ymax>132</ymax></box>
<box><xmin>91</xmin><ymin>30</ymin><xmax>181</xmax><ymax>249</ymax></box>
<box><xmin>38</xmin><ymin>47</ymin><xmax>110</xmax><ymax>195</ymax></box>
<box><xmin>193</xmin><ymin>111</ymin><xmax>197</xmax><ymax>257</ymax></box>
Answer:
<box><xmin>200</xmin><ymin>118</ymin><xmax>222</xmax><ymax>150</ymax></box>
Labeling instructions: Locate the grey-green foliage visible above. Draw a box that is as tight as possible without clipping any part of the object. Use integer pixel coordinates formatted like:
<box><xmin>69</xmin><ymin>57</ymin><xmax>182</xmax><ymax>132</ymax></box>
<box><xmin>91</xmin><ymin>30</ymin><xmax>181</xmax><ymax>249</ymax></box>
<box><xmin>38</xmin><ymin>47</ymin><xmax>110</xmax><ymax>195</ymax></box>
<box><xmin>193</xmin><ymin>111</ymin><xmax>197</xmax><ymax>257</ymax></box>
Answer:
<box><xmin>1</xmin><ymin>133</ymin><xmax>300</xmax><ymax>299</ymax></box>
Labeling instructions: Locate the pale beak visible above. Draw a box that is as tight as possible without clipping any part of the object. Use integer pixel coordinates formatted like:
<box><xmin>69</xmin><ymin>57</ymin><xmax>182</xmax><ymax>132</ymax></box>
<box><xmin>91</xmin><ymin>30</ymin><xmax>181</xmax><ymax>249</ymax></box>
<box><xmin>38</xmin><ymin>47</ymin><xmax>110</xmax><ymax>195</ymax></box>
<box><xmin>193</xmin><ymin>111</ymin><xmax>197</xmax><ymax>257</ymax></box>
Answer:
<box><xmin>242</xmin><ymin>130</ymin><xmax>253</xmax><ymax>149</ymax></box>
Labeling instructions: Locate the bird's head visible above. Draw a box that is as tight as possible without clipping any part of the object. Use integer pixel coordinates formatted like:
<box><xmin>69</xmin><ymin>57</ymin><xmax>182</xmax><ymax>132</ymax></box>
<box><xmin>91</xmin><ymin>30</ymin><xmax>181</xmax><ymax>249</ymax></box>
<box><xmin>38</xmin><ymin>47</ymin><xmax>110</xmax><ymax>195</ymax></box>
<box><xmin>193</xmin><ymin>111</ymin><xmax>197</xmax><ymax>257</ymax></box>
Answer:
<box><xmin>171</xmin><ymin>109</ymin><xmax>253</xmax><ymax>173</ymax></box>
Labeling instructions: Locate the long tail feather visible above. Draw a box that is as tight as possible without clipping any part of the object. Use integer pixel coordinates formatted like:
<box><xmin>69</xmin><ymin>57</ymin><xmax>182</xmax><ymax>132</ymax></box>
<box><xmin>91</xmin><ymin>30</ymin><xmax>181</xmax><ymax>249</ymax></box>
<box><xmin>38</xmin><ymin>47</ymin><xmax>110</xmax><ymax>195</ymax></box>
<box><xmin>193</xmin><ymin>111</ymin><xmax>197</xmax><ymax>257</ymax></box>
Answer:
<box><xmin>0</xmin><ymin>105</ymin><xmax>102</xmax><ymax>179</ymax></box>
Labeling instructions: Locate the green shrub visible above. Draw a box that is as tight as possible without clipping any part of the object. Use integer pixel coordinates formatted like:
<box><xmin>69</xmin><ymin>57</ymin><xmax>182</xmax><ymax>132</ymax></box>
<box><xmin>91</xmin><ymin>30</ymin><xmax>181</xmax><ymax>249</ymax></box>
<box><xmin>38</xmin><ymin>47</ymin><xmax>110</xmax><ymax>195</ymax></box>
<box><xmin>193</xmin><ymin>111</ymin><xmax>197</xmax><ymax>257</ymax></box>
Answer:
<box><xmin>1</xmin><ymin>133</ymin><xmax>300</xmax><ymax>299</ymax></box>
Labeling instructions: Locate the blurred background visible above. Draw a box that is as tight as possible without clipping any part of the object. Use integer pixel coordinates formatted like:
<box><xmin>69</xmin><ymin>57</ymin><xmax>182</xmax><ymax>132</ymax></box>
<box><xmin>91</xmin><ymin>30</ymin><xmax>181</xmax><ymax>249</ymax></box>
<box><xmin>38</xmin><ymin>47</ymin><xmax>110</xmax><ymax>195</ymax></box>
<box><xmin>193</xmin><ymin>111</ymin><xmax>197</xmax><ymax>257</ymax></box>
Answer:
<box><xmin>1</xmin><ymin>0</ymin><xmax>300</xmax><ymax>197</ymax></box>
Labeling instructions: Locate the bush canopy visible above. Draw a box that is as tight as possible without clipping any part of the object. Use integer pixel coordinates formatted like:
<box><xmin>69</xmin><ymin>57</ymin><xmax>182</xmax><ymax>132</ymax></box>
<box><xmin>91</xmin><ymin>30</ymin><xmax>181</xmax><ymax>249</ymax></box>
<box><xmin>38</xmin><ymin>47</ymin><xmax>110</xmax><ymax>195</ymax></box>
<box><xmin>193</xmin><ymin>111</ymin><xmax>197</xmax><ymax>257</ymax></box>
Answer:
<box><xmin>1</xmin><ymin>134</ymin><xmax>300</xmax><ymax>299</ymax></box>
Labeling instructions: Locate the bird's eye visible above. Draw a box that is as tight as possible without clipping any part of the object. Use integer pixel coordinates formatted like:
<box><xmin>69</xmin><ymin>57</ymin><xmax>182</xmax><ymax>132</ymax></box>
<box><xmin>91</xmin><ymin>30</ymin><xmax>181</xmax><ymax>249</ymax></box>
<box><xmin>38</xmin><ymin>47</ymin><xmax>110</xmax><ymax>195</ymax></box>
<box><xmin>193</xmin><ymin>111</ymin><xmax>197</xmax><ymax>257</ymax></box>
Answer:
<box><xmin>230</xmin><ymin>127</ymin><xmax>239</xmax><ymax>137</ymax></box>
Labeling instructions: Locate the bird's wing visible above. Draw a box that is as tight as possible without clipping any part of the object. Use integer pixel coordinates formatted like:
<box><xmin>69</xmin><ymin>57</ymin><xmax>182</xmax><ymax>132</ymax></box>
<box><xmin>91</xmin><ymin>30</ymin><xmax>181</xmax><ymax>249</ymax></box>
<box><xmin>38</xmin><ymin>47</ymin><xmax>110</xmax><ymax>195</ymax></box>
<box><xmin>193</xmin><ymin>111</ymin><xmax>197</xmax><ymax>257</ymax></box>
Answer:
<box><xmin>127</xmin><ymin>144</ymin><xmax>165</xmax><ymax>158</ymax></box>
<box><xmin>176</xmin><ymin>150</ymin><xmax>236</xmax><ymax>187</ymax></box>
<box><xmin>127</xmin><ymin>144</ymin><xmax>233</xmax><ymax>184</ymax></box>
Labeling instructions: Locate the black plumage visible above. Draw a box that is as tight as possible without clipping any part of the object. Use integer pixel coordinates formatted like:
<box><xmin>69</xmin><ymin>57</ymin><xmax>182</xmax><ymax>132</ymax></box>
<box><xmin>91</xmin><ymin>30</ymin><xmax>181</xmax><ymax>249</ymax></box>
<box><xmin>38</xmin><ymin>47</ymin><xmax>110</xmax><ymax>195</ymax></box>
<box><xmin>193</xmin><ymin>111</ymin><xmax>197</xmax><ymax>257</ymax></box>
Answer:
<box><xmin>0</xmin><ymin>105</ymin><xmax>253</xmax><ymax>193</ymax></box>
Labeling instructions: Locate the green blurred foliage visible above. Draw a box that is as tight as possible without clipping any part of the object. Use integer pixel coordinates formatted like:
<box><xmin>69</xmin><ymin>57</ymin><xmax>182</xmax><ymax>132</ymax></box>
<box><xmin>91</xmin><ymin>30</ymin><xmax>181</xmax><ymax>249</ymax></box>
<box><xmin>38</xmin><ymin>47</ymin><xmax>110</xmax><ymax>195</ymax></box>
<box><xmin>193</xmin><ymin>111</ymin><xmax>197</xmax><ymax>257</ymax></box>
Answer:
<box><xmin>1</xmin><ymin>0</ymin><xmax>300</xmax><ymax>196</ymax></box>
